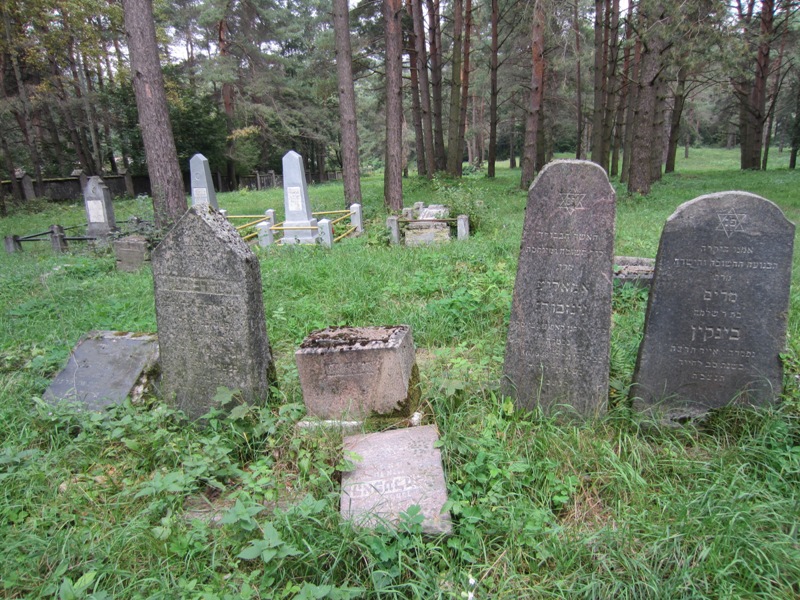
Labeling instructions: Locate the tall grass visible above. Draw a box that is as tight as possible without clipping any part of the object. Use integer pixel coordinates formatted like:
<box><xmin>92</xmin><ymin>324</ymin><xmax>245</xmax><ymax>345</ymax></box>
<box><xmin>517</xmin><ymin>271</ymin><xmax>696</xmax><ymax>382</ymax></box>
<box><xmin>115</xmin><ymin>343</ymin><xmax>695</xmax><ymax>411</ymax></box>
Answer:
<box><xmin>1</xmin><ymin>149</ymin><xmax>799</xmax><ymax>598</ymax></box>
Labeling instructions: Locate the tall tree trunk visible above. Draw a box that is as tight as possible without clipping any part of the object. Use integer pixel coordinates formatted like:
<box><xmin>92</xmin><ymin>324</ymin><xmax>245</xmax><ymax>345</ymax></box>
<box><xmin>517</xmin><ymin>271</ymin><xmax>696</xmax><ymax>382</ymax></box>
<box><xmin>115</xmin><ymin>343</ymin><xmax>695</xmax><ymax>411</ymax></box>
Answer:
<box><xmin>412</xmin><ymin>0</ymin><xmax>435</xmax><ymax>178</ymax></box>
<box><xmin>333</xmin><ymin>0</ymin><xmax>362</xmax><ymax>205</ymax></box>
<box><xmin>664</xmin><ymin>66</ymin><xmax>687</xmax><ymax>174</ymax></box>
<box><xmin>488</xmin><ymin>0</ymin><xmax>499</xmax><ymax>176</ymax></box>
<box><xmin>123</xmin><ymin>0</ymin><xmax>187</xmax><ymax>229</ymax></box>
<box><xmin>621</xmin><ymin>38</ymin><xmax>642</xmax><ymax>184</ymax></box>
<box><xmin>650</xmin><ymin>72</ymin><xmax>667</xmax><ymax>182</ymax></box>
<box><xmin>455</xmin><ymin>0</ymin><xmax>473</xmax><ymax>177</ymax></box>
<box><xmin>384</xmin><ymin>0</ymin><xmax>404</xmax><ymax>210</ymax></box>
<box><xmin>574</xmin><ymin>0</ymin><xmax>583</xmax><ymax>159</ymax></box>
<box><xmin>219</xmin><ymin>18</ymin><xmax>237</xmax><ymax>189</ymax></box>
<box><xmin>601</xmin><ymin>0</ymin><xmax>620</xmax><ymax>168</ymax></box>
<box><xmin>446</xmin><ymin>0</ymin><xmax>464</xmax><ymax>175</ymax></box>
<box><xmin>610</xmin><ymin>6</ymin><xmax>632</xmax><ymax>177</ymax></box>
<box><xmin>762</xmin><ymin>16</ymin><xmax>786</xmax><ymax>171</ymax></box>
<box><xmin>427</xmin><ymin>0</ymin><xmax>446</xmax><ymax>170</ymax></box>
<box><xmin>0</xmin><ymin>131</ymin><xmax>22</xmax><ymax>204</ymax></box>
<box><xmin>520</xmin><ymin>0</ymin><xmax>544</xmax><ymax>189</ymax></box>
<box><xmin>590</xmin><ymin>0</ymin><xmax>607</xmax><ymax>169</ymax></box>
<box><xmin>406</xmin><ymin>1</ymin><xmax>426</xmax><ymax>176</ymax></box>
<box><xmin>509</xmin><ymin>113</ymin><xmax>517</xmax><ymax>168</ymax></box>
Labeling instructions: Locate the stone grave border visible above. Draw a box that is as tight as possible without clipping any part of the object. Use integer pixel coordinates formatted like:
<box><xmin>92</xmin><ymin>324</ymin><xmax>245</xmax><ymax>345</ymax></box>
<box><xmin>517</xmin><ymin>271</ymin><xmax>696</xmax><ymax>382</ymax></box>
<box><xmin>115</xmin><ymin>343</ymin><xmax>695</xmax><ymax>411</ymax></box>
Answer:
<box><xmin>251</xmin><ymin>204</ymin><xmax>363</xmax><ymax>248</ymax></box>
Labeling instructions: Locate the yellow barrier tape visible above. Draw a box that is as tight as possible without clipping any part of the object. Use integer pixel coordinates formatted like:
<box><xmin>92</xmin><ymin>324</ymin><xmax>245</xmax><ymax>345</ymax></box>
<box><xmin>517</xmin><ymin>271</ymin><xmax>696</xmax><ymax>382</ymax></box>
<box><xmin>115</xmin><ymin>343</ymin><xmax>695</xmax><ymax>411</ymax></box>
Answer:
<box><xmin>333</xmin><ymin>226</ymin><xmax>357</xmax><ymax>243</ymax></box>
<box><xmin>329</xmin><ymin>213</ymin><xmax>350</xmax><ymax>226</ymax></box>
<box><xmin>313</xmin><ymin>210</ymin><xmax>349</xmax><ymax>216</ymax></box>
<box><xmin>235</xmin><ymin>218</ymin><xmax>269</xmax><ymax>231</ymax></box>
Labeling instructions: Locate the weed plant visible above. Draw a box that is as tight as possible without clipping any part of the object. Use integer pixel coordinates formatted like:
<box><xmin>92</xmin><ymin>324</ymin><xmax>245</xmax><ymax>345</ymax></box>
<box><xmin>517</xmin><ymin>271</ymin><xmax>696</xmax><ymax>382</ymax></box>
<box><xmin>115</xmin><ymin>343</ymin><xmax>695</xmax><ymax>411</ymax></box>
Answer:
<box><xmin>1</xmin><ymin>150</ymin><xmax>800</xmax><ymax>598</ymax></box>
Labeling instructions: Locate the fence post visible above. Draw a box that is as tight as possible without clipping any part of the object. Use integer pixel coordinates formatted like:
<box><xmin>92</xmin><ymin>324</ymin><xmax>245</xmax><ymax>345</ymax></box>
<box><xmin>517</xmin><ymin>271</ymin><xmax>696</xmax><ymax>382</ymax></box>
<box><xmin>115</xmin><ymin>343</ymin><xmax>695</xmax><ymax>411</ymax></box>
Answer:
<box><xmin>386</xmin><ymin>216</ymin><xmax>400</xmax><ymax>245</ymax></box>
<box><xmin>350</xmin><ymin>203</ymin><xmax>363</xmax><ymax>234</ymax></box>
<box><xmin>318</xmin><ymin>219</ymin><xmax>333</xmax><ymax>248</ymax></box>
<box><xmin>50</xmin><ymin>225</ymin><xmax>68</xmax><ymax>253</ymax></box>
<box><xmin>457</xmin><ymin>215</ymin><xmax>470</xmax><ymax>240</ymax></box>
<box><xmin>4</xmin><ymin>235</ymin><xmax>22</xmax><ymax>253</ymax></box>
<box><xmin>219</xmin><ymin>209</ymin><xmax>228</xmax><ymax>219</ymax></box>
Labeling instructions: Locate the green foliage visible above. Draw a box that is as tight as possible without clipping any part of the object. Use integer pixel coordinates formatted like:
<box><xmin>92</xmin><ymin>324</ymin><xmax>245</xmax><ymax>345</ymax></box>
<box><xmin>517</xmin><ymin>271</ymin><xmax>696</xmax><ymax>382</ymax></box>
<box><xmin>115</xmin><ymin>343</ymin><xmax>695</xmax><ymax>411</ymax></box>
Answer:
<box><xmin>1</xmin><ymin>160</ymin><xmax>800</xmax><ymax>597</ymax></box>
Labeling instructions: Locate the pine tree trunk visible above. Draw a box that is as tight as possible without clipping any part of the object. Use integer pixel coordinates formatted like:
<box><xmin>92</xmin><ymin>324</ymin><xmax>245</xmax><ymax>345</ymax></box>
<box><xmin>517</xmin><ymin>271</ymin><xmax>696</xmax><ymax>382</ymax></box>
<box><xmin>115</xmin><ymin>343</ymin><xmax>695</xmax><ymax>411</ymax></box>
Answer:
<box><xmin>590</xmin><ymin>0</ymin><xmax>607</xmax><ymax>169</ymax></box>
<box><xmin>333</xmin><ymin>0</ymin><xmax>362</xmax><ymax>205</ymax></box>
<box><xmin>488</xmin><ymin>0</ymin><xmax>499</xmax><ymax>177</ymax></box>
<box><xmin>123</xmin><ymin>0</ymin><xmax>186</xmax><ymax>229</ymax></box>
<box><xmin>412</xmin><ymin>0</ymin><xmax>435</xmax><ymax>178</ymax></box>
<box><xmin>384</xmin><ymin>0</ymin><xmax>404</xmax><ymax>210</ymax></box>
<box><xmin>621</xmin><ymin>38</ymin><xmax>641</xmax><ymax>184</ymax></box>
<box><xmin>446</xmin><ymin>0</ymin><xmax>464</xmax><ymax>176</ymax></box>
<box><xmin>427</xmin><ymin>0</ymin><xmax>446</xmax><ymax>171</ymax></box>
<box><xmin>665</xmin><ymin>66</ymin><xmax>687</xmax><ymax>174</ymax></box>
<box><xmin>574</xmin><ymin>0</ymin><xmax>583</xmax><ymax>159</ymax></box>
<box><xmin>406</xmin><ymin>3</ymin><xmax>426</xmax><ymax>176</ymax></box>
<box><xmin>455</xmin><ymin>0</ymin><xmax>472</xmax><ymax>177</ymax></box>
<box><xmin>520</xmin><ymin>0</ymin><xmax>544</xmax><ymax>189</ymax></box>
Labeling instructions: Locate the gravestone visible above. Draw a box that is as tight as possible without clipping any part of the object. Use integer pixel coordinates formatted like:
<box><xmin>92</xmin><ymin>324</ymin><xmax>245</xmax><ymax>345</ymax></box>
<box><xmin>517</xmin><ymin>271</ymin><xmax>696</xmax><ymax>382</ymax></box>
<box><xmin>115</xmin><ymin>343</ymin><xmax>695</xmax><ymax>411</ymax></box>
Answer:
<box><xmin>152</xmin><ymin>205</ymin><xmax>276</xmax><ymax>420</ymax></box>
<box><xmin>21</xmin><ymin>173</ymin><xmax>35</xmax><ymax>201</ymax></box>
<box><xmin>114</xmin><ymin>235</ymin><xmax>149</xmax><ymax>272</ymax></box>
<box><xmin>43</xmin><ymin>331</ymin><xmax>159</xmax><ymax>411</ymax></box>
<box><xmin>631</xmin><ymin>192</ymin><xmax>794</xmax><ymax>423</ymax></box>
<box><xmin>614</xmin><ymin>256</ymin><xmax>654</xmax><ymax>288</ymax></box>
<box><xmin>281</xmin><ymin>151</ymin><xmax>318</xmax><ymax>244</ymax></box>
<box><xmin>341</xmin><ymin>425</ymin><xmax>451</xmax><ymax>534</ymax></box>
<box><xmin>296</xmin><ymin>325</ymin><xmax>419</xmax><ymax>421</ymax></box>
<box><xmin>502</xmin><ymin>160</ymin><xmax>616</xmax><ymax>415</ymax></box>
<box><xmin>83</xmin><ymin>176</ymin><xmax>116</xmax><ymax>240</ymax></box>
<box><xmin>190</xmin><ymin>153</ymin><xmax>219</xmax><ymax>210</ymax></box>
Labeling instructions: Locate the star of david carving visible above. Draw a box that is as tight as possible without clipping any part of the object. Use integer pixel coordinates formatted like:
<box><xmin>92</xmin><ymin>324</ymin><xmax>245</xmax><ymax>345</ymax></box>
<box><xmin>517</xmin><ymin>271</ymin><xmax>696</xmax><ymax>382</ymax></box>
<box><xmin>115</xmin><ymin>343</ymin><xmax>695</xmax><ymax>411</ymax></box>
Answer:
<box><xmin>716</xmin><ymin>208</ymin><xmax>746</xmax><ymax>238</ymax></box>
<box><xmin>558</xmin><ymin>193</ymin><xmax>586</xmax><ymax>215</ymax></box>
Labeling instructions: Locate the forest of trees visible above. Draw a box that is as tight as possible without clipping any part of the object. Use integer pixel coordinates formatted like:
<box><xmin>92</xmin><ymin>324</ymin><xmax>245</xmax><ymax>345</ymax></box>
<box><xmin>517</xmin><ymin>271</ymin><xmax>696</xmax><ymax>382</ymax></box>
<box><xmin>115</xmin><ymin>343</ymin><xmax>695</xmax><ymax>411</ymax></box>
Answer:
<box><xmin>2</xmin><ymin>0</ymin><xmax>800</xmax><ymax>211</ymax></box>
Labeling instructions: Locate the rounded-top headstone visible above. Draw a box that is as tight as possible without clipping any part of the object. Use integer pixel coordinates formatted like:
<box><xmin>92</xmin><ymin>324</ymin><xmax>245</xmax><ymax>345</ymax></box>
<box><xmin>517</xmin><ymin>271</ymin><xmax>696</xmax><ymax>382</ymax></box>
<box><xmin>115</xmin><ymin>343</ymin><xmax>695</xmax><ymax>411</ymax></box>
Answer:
<box><xmin>631</xmin><ymin>191</ymin><xmax>794</xmax><ymax>423</ymax></box>
<box><xmin>502</xmin><ymin>160</ymin><xmax>616</xmax><ymax>416</ymax></box>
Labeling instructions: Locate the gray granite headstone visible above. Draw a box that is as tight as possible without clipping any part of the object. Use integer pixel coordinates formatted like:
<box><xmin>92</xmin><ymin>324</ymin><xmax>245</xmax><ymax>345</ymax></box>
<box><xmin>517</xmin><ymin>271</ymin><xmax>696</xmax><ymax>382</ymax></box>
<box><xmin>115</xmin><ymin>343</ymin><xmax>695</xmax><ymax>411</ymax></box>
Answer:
<box><xmin>502</xmin><ymin>160</ymin><xmax>616</xmax><ymax>415</ymax></box>
<box><xmin>114</xmin><ymin>235</ymin><xmax>149</xmax><ymax>272</ymax></box>
<box><xmin>631</xmin><ymin>192</ymin><xmax>794</xmax><ymax>423</ymax></box>
<box><xmin>21</xmin><ymin>174</ymin><xmax>35</xmax><ymax>201</ymax></box>
<box><xmin>281</xmin><ymin>151</ymin><xmax>318</xmax><ymax>244</ymax></box>
<box><xmin>190</xmin><ymin>153</ymin><xmax>219</xmax><ymax>210</ymax></box>
<box><xmin>341</xmin><ymin>425</ymin><xmax>451</xmax><ymax>535</ymax></box>
<box><xmin>84</xmin><ymin>176</ymin><xmax>116</xmax><ymax>239</ymax></box>
<box><xmin>151</xmin><ymin>205</ymin><xmax>276</xmax><ymax>420</ymax></box>
<box><xmin>43</xmin><ymin>331</ymin><xmax>159</xmax><ymax>411</ymax></box>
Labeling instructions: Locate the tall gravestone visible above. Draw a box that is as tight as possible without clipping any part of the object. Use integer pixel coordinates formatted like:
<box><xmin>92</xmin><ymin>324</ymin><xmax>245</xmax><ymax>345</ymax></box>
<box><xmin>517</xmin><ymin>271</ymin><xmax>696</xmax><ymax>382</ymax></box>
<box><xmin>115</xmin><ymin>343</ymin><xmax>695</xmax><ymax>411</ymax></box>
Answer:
<box><xmin>83</xmin><ymin>176</ymin><xmax>116</xmax><ymax>240</ymax></box>
<box><xmin>632</xmin><ymin>192</ymin><xmax>794</xmax><ymax>423</ymax></box>
<box><xmin>281</xmin><ymin>151</ymin><xmax>318</xmax><ymax>244</ymax></box>
<box><xmin>152</xmin><ymin>205</ymin><xmax>276</xmax><ymax>420</ymax></box>
<box><xmin>190</xmin><ymin>153</ymin><xmax>219</xmax><ymax>210</ymax></box>
<box><xmin>502</xmin><ymin>160</ymin><xmax>616</xmax><ymax>415</ymax></box>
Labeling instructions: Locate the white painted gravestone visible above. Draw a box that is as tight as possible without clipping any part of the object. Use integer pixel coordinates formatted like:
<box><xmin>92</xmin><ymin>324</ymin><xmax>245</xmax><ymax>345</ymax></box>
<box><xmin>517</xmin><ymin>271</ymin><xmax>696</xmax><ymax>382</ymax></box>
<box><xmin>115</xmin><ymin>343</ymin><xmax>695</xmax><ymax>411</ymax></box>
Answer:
<box><xmin>152</xmin><ymin>205</ymin><xmax>276</xmax><ymax>420</ymax></box>
<box><xmin>83</xmin><ymin>176</ymin><xmax>116</xmax><ymax>240</ymax></box>
<box><xmin>281</xmin><ymin>151</ymin><xmax>319</xmax><ymax>244</ymax></box>
<box><xmin>502</xmin><ymin>160</ymin><xmax>616</xmax><ymax>415</ymax></box>
<box><xmin>190</xmin><ymin>153</ymin><xmax>219</xmax><ymax>210</ymax></box>
<box><xmin>632</xmin><ymin>192</ymin><xmax>794</xmax><ymax>423</ymax></box>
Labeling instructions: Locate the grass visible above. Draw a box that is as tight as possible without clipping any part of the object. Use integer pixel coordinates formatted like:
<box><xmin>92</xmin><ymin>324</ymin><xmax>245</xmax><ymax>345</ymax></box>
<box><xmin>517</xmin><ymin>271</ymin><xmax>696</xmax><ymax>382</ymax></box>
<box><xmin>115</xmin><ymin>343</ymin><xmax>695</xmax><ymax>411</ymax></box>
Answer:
<box><xmin>1</xmin><ymin>148</ymin><xmax>800</xmax><ymax>598</ymax></box>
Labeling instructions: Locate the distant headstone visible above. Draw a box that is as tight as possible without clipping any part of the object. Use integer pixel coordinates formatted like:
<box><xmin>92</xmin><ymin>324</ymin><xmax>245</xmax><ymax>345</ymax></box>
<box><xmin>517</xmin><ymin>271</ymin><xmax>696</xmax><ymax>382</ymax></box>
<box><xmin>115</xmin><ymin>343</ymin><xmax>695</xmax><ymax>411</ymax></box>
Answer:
<box><xmin>114</xmin><ymin>235</ymin><xmax>149</xmax><ymax>272</ymax></box>
<box><xmin>632</xmin><ymin>192</ymin><xmax>794</xmax><ymax>423</ymax></box>
<box><xmin>43</xmin><ymin>331</ymin><xmax>159</xmax><ymax>411</ymax></box>
<box><xmin>387</xmin><ymin>216</ymin><xmax>401</xmax><ymax>245</ymax></box>
<box><xmin>457</xmin><ymin>215</ymin><xmax>469</xmax><ymax>240</ymax></box>
<box><xmin>123</xmin><ymin>171</ymin><xmax>135</xmax><ymax>197</ymax></box>
<box><xmin>281</xmin><ymin>151</ymin><xmax>318</xmax><ymax>244</ymax></box>
<box><xmin>502</xmin><ymin>160</ymin><xmax>616</xmax><ymax>415</ymax></box>
<box><xmin>190</xmin><ymin>153</ymin><xmax>219</xmax><ymax>210</ymax></box>
<box><xmin>296</xmin><ymin>325</ymin><xmax>419</xmax><ymax>421</ymax></box>
<box><xmin>152</xmin><ymin>205</ymin><xmax>276</xmax><ymax>420</ymax></box>
<box><xmin>20</xmin><ymin>173</ymin><xmax>35</xmax><ymax>201</ymax></box>
<box><xmin>341</xmin><ymin>425</ymin><xmax>452</xmax><ymax>534</ymax></box>
<box><xmin>614</xmin><ymin>256</ymin><xmax>654</xmax><ymax>288</ymax></box>
<box><xmin>83</xmin><ymin>176</ymin><xmax>116</xmax><ymax>239</ymax></box>
<box><xmin>50</xmin><ymin>225</ymin><xmax>68</xmax><ymax>253</ymax></box>
<box><xmin>404</xmin><ymin>222</ymin><xmax>450</xmax><ymax>246</ymax></box>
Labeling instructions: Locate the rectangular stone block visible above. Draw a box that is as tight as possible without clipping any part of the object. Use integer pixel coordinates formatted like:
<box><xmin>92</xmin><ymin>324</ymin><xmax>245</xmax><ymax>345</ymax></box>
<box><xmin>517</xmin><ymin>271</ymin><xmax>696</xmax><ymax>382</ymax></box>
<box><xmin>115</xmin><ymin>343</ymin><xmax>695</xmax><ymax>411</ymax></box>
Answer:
<box><xmin>296</xmin><ymin>325</ymin><xmax>419</xmax><ymax>421</ymax></box>
<box><xmin>44</xmin><ymin>331</ymin><xmax>159</xmax><ymax>411</ymax></box>
<box><xmin>114</xmin><ymin>235</ymin><xmax>149</xmax><ymax>272</ymax></box>
<box><xmin>152</xmin><ymin>205</ymin><xmax>276</xmax><ymax>420</ymax></box>
<box><xmin>404</xmin><ymin>222</ymin><xmax>450</xmax><ymax>247</ymax></box>
<box><xmin>502</xmin><ymin>160</ymin><xmax>616</xmax><ymax>415</ymax></box>
<box><xmin>341</xmin><ymin>425</ymin><xmax>451</xmax><ymax>534</ymax></box>
<box><xmin>632</xmin><ymin>192</ymin><xmax>794</xmax><ymax>423</ymax></box>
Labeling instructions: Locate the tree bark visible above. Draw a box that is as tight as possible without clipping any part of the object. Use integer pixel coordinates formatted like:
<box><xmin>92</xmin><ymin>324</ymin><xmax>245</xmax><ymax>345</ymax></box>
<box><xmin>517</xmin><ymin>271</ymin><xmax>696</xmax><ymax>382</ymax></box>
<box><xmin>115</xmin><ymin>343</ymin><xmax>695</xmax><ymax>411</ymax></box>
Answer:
<box><xmin>664</xmin><ymin>66</ymin><xmax>687</xmax><ymax>174</ymax></box>
<box><xmin>455</xmin><ymin>0</ymin><xmax>473</xmax><ymax>177</ymax></box>
<box><xmin>412</xmin><ymin>0</ymin><xmax>435</xmax><ymax>178</ymax></box>
<box><xmin>384</xmin><ymin>0</ymin><xmax>404</xmax><ymax>210</ymax></box>
<box><xmin>620</xmin><ymin>38</ymin><xmax>641</xmax><ymax>184</ymax></box>
<box><xmin>574</xmin><ymin>0</ymin><xmax>583</xmax><ymax>159</ymax></box>
<box><xmin>123</xmin><ymin>0</ymin><xmax>186</xmax><ymax>229</ymax></box>
<box><xmin>590</xmin><ymin>0</ymin><xmax>607</xmax><ymax>169</ymax></box>
<box><xmin>333</xmin><ymin>0</ymin><xmax>362</xmax><ymax>205</ymax></box>
<box><xmin>427</xmin><ymin>0</ymin><xmax>446</xmax><ymax>170</ymax></box>
<box><xmin>406</xmin><ymin>0</ymin><xmax>426</xmax><ymax>176</ymax></box>
<box><xmin>520</xmin><ymin>0</ymin><xmax>544</xmax><ymax>190</ymax></box>
<box><xmin>446</xmin><ymin>0</ymin><xmax>464</xmax><ymax>176</ymax></box>
<box><xmin>488</xmin><ymin>0</ymin><xmax>499</xmax><ymax>177</ymax></box>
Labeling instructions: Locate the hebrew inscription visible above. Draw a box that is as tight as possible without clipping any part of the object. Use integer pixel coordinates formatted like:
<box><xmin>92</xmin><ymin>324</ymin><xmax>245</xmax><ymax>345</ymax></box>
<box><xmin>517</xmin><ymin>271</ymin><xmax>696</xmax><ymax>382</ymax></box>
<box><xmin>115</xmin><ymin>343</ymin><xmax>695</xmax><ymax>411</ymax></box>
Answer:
<box><xmin>503</xmin><ymin>160</ymin><xmax>616</xmax><ymax>415</ymax></box>
<box><xmin>632</xmin><ymin>192</ymin><xmax>794</xmax><ymax>422</ymax></box>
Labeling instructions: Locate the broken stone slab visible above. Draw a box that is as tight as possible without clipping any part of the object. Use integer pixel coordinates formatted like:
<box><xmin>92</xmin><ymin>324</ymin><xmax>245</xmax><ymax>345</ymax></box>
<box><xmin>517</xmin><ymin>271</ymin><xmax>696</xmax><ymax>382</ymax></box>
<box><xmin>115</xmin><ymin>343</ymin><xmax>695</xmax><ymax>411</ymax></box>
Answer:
<box><xmin>404</xmin><ymin>222</ymin><xmax>451</xmax><ymax>246</ymax></box>
<box><xmin>43</xmin><ymin>331</ymin><xmax>159</xmax><ymax>411</ymax></box>
<box><xmin>295</xmin><ymin>325</ymin><xmax>420</xmax><ymax>421</ymax></box>
<box><xmin>614</xmin><ymin>256</ymin><xmax>654</xmax><ymax>288</ymax></box>
<box><xmin>418</xmin><ymin>204</ymin><xmax>450</xmax><ymax>220</ymax></box>
<box><xmin>341</xmin><ymin>425</ymin><xmax>451</xmax><ymax>535</ymax></box>
<box><xmin>114</xmin><ymin>235</ymin><xmax>149</xmax><ymax>272</ymax></box>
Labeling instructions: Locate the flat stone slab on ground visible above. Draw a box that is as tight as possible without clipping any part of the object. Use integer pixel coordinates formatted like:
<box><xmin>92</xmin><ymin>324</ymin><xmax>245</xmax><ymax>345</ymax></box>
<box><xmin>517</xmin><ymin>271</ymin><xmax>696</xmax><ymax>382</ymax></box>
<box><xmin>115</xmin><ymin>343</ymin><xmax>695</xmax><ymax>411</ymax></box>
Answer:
<box><xmin>341</xmin><ymin>425</ymin><xmax>451</xmax><ymax>535</ymax></box>
<box><xmin>43</xmin><ymin>331</ymin><xmax>158</xmax><ymax>411</ymax></box>
<box><xmin>614</xmin><ymin>256</ymin><xmax>654</xmax><ymax>287</ymax></box>
<box><xmin>296</xmin><ymin>325</ymin><xmax>419</xmax><ymax>421</ymax></box>
<box><xmin>404</xmin><ymin>222</ymin><xmax>451</xmax><ymax>246</ymax></box>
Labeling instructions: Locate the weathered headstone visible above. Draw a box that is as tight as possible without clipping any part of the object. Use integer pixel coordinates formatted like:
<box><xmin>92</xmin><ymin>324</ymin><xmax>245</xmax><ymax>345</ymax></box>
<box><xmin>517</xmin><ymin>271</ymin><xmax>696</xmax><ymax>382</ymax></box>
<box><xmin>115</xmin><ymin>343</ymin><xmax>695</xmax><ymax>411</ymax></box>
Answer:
<box><xmin>614</xmin><ymin>256</ymin><xmax>654</xmax><ymax>288</ymax></box>
<box><xmin>43</xmin><ymin>331</ymin><xmax>159</xmax><ymax>411</ymax></box>
<box><xmin>341</xmin><ymin>425</ymin><xmax>452</xmax><ymax>534</ymax></box>
<box><xmin>152</xmin><ymin>205</ymin><xmax>276</xmax><ymax>420</ymax></box>
<box><xmin>114</xmin><ymin>235</ymin><xmax>149</xmax><ymax>272</ymax></box>
<box><xmin>631</xmin><ymin>192</ymin><xmax>794</xmax><ymax>423</ymax></box>
<box><xmin>83</xmin><ymin>176</ymin><xmax>116</xmax><ymax>240</ymax></box>
<box><xmin>281</xmin><ymin>151</ymin><xmax>318</xmax><ymax>244</ymax></box>
<box><xmin>502</xmin><ymin>160</ymin><xmax>616</xmax><ymax>415</ymax></box>
<box><xmin>296</xmin><ymin>325</ymin><xmax>419</xmax><ymax>421</ymax></box>
<box><xmin>387</xmin><ymin>216</ymin><xmax>401</xmax><ymax>245</ymax></box>
<box><xmin>457</xmin><ymin>215</ymin><xmax>469</xmax><ymax>240</ymax></box>
<box><xmin>190</xmin><ymin>153</ymin><xmax>219</xmax><ymax>210</ymax></box>
<box><xmin>20</xmin><ymin>173</ymin><xmax>35</xmax><ymax>201</ymax></box>
<box><xmin>50</xmin><ymin>225</ymin><xmax>68</xmax><ymax>253</ymax></box>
